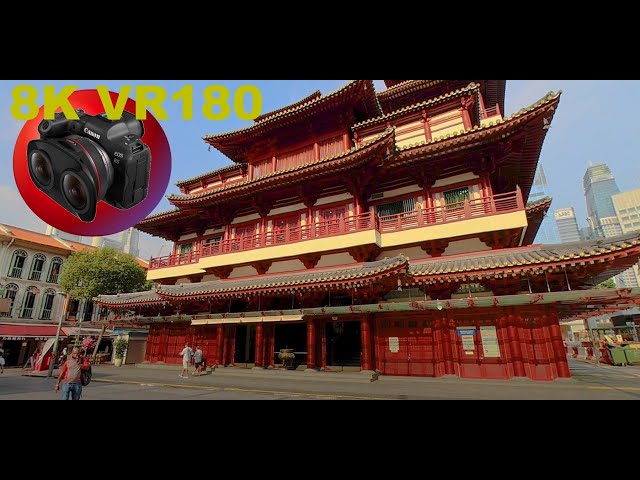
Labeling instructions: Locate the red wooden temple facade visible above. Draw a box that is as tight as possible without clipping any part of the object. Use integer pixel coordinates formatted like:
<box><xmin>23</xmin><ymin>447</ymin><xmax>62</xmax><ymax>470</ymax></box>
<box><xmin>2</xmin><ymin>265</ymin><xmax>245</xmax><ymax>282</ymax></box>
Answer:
<box><xmin>98</xmin><ymin>80</ymin><xmax>640</xmax><ymax>381</ymax></box>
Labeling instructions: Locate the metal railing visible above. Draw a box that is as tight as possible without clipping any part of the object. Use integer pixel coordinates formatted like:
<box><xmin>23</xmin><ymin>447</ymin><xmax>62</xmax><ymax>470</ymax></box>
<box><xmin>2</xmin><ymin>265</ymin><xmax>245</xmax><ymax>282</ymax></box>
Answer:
<box><xmin>29</xmin><ymin>270</ymin><xmax>42</xmax><ymax>281</ymax></box>
<box><xmin>9</xmin><ymin>267</ymin><xmax>23</xmax><ymax>278</ymax></box>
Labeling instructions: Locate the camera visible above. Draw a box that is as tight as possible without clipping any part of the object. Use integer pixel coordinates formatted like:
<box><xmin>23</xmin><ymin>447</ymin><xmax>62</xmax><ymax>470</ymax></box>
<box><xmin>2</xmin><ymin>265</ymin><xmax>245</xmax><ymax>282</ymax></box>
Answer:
<box><xmin>27</xmin><ymin>110</ymin><xmax>151</xmax><ymax>222</ymax></box>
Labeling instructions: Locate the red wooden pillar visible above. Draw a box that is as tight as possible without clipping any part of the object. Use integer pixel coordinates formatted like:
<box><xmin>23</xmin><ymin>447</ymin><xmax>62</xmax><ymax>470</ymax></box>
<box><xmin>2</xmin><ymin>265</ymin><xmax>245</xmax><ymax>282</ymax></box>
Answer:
<box><xmin>343</xmin><ymin>132</ymin><xmax>351</xmax><ymax>151</ymax></box>
<box><xmin>268</xmin><ymin>324</ymin><xmax>276</xmax><ymax>367</ymax></box>
<box><xmin>432</xmin><ymin>317</ymin><xmax>445</xmax><ymax>377</ymax></box>
<box><xmin>255</xmin><ymin>323</ymin><xmax>264</xmax><ymax>368</ymax></box>
<box><xmin>508</xmin><ymin>313</ymin><xmax>526</xmax><ymax>377</ymax></box>
<box><xmin>215</xmin><ymin>324</ymin><xmax>224</xmax><ymax>366</ymax></box>
<box><xmin>360</xmin><ymin>316</ymin><xmax>372</xmax><ymax>371</ymax></box>
<box><xmin>320</xmin><ymin>319</ymin><xmax>327</xmax><ymax>370</ymax></box>
<box><xmin>306</xmin><ymin>318</ymin><xmax>316</xmax><ymax>369</ymax></box>
<box><xmin>442</xmin><ymin>315</ymin><xmax>456</xmax><ymax>375</ymax></box>
<box><xmin>548</xmin><ymin>310</ymin><xmax>570</xmax><ymax>378</ymax></box>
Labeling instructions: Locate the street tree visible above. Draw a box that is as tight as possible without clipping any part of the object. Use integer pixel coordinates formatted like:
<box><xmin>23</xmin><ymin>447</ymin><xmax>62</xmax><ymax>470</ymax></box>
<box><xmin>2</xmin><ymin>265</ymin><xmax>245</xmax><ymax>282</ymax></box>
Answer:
<box><xmin>60</xmin><ymin>247</ymin><xmax>150</xmax><ymax>301</ymax></box>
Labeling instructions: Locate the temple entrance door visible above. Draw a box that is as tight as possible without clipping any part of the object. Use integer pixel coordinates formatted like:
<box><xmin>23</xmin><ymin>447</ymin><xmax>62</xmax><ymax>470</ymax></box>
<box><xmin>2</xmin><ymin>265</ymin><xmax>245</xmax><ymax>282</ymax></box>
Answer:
<box><xmin>326</xmin><ymin>320</ymin><xmax>361</xmax><ymax>371</ymax></box>
<box><xmin>234</xmin><ymin>325</ymin><xmax>255</xmax><ymax>365</ymax></box>
<box><xmin>274</xmin><ymin>322</ymin><xmax>307</xmax><ymax>369</ymax></box>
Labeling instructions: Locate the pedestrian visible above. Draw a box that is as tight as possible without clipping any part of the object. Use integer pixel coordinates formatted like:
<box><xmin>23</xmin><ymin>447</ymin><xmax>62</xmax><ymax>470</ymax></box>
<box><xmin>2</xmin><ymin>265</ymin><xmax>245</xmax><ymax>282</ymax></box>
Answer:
<box><xmin>23</xmin><ymin>351</ymin><xmax>36</xmax><ymax>370</ymax></box>
<box><xmin>192</xmin><ymin>346</ymin><xmax>203</xmax><ymax>376</ymax></box>
<box><xmin>55</xmin><ymin>347</ymin><xmax>89</xmax><ymax>400</ymax></box>
<box><xmin>179</xmin><ymin>343</ymin><xmax>193</xmax><ymax>378</ymax></box>
<box><xmin>0</xmin><ymin>345</ymin><xmax>5</xmax><ymax>374</ymax></box>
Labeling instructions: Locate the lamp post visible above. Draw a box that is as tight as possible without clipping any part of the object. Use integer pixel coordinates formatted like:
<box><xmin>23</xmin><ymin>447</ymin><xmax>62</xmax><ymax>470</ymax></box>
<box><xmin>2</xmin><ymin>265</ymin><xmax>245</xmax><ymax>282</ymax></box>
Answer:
<box><xmin>47</xmin><ymin>292</ymin><xmax>69</xmax><ymax>378</ymax></box>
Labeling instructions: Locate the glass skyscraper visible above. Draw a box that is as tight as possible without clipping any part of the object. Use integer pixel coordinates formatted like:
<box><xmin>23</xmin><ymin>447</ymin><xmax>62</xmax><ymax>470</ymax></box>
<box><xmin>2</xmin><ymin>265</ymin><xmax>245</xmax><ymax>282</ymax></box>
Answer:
<box><xmin>531</xmin><ymin>164</ymin><xmax>560</xmax><ymax>244</ymax></box>
<box><xmin>583</xmin><ymin>162</ymin><xmax>621</xmax><ymax>237</ymax></box>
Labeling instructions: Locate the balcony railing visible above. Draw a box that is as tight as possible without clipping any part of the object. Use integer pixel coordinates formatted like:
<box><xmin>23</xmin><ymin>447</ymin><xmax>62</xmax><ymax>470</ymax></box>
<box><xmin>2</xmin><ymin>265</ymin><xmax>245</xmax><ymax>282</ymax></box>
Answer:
<box><xmin>481</xmin><ymin>104</ymin><xmax>502</xmax><ymax>120</ymax></box>
<box><xmin>149</xmin><ymin>189</ymin><xmax>524</xmax><ymax>270</ymax></box>
<box><xmin>47</xmin><ymin>273</ymin><xmax>59</xmax><ymax>284</ymax></box>
<box><xmin>21</xmin><ymin>308</ymin><xmax>33</xmax><ymax>319</ymax></box>
<box><xmin>29</xmin><ymin>270</ymin><xmax>42</xmax><ymax>281</ymax></box>
<box><xmin>41</xmin><ymin>309</ymin><xmax>52</xmax><ymax>320</ymax></box>
<box><xmin>8</xmin><ymin>267</ymin><xmax>23</xmax><ymax>278</ymax></box>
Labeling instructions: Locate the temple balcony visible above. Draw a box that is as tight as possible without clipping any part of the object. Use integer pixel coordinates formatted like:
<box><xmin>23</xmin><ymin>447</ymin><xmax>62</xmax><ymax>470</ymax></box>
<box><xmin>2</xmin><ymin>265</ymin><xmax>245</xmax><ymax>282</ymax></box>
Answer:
<box><xmin>147</xmin><ymin>189</ymin><xmax>526</xmax><ymax>281</ymax></box>
<box><xmin>480</xmin><ymin>104</ymin><xmax>503</xmax><ymax>127</ymax></box>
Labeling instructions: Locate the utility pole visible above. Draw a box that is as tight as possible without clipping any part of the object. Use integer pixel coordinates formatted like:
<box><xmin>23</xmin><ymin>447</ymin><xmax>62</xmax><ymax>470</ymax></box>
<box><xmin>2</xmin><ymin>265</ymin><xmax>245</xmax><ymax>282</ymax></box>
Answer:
<box><xmin>47</xmin><ymin>292</ymin><xmax>69</xmax><ymax>378</ymax></box>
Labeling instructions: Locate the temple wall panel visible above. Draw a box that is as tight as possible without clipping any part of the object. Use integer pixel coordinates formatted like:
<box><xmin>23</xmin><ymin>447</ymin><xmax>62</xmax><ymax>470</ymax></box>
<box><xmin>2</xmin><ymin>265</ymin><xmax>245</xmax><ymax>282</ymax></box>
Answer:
<box><xmin>145</xmin><ymin>323</ymin><xmax>218</xmax><ymax>366</ymax></box>
<box><xmin>430</xmin><ymin>110</ymin><xmax>465</xmax><ymax>138</ymax></box>
<box><xmin>370</xmin><ymin>305</ymin><xmax>568</xmax><ymax>381</ymax></box>
<box><xmin>375</xmin><ymin>185</ymin><xmax>423</xmax><ymax>202</ymax></box>
<box><xmin>232</xmin><ymin>213</ymin><xmax>261</xmax><ymax>225</ymax></box>
<box><xmin>270</xmin><ymin>203</ymin><xmax>306</xmax><ymax>217</ymax></box>
<box><xmin>316</xmin><ymin>193</ymin><xmax>353</xmax><ymax>207</ymax></box>
<box><xmin>228</xmin><ymin>265</ymin><xmax>258</xmax><ymax>279</ymax></box>
<box><xmin>377</xmin><ymin>246</ymin><xmax>429</xmax><ymax>261</ymax></box>
<box><xmin>433</xmin><ymin>173</ymin><xmax>479</xmax><ymax>189</ymax></box>
<box><xmin>268</xmin><ymin>259</ymin><xmax>306</xmax><ymax>274</ymax></box>
<box><xmin>395</xmin><ymin>120</ymin><xmax>427</xmax><ymax>149</ymax></box>
<box><xmin>315</xmin><ymin>252</ymin><xmax>356</xmax><ymax>268</ymax></box>
<box><xmin>443</xmin><ymin>238</ymin><xmax>492</xmax><ymax>256</ymax></box>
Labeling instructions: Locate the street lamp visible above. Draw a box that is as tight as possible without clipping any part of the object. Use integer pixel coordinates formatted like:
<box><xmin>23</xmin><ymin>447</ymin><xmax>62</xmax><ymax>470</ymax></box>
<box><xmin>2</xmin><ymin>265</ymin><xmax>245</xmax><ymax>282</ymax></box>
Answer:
<box><xmin>47</xmin><ymin>292</ymin><xmax>69</xmax><ymax>378</ymax></box>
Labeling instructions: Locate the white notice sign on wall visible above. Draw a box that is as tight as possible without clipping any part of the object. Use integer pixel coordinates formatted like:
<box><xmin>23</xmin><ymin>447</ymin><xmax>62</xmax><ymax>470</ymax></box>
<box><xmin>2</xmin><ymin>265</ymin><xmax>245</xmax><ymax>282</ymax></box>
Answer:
<box><xmin>388</xmin><ymin>337</ymin><xmax>400</xmax><ymax>353</ymax></box>
<box><xmin>480</xmin><ymin>326</ymin><xmax>501</xmax><ymax>358</ymax></box>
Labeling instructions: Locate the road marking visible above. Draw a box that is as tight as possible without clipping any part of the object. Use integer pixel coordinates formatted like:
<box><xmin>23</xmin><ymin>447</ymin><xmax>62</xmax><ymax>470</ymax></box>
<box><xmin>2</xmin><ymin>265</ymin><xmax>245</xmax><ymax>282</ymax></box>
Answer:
<box><xmin>588</xmin><ymin>386</ymin><xmax>640</xmax><ymax>392</ymax></box>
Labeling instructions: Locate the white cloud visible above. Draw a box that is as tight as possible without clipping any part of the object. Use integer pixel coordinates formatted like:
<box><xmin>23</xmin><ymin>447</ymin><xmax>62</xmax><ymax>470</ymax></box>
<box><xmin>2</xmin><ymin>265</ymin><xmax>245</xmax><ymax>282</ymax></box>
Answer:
<box><xmin>0</xmin><ymin>185</ymin><xmax>46</xmax><ymax>232</ymax></box>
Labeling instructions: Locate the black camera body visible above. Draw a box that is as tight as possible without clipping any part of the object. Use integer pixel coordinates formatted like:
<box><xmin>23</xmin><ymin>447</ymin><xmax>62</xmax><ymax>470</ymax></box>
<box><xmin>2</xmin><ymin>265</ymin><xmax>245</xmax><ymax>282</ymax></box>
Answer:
<box><xmin>27</xmin><ymin>110</ymin><xmax>151</xmax><ymax>222</ymax></box>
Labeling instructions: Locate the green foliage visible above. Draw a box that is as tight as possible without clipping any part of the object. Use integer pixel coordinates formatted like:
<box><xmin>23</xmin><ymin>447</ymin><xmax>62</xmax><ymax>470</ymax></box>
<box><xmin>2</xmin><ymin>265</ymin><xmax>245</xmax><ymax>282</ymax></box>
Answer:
<box><xmin>59</xmin><ymin>247</ymin><xmax>148</xmax><ymax>300</ymax></box>
<box><xmin>114</xmin><ymin>338</ymin><xmax>129</xmax><ymax>359</ymax></box>
<box><xmin>595</xmin><ymin>279</ymin><xmax>616</xmax><ymax>289</ymax></box>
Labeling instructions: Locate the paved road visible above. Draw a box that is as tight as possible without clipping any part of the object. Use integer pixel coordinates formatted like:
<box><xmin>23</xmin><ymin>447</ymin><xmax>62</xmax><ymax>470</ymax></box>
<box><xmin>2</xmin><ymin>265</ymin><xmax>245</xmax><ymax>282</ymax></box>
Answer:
<box><xmin>1</xmin><ymin>358</ymin><xmax>639</xmax><ymax>400</ymax></box>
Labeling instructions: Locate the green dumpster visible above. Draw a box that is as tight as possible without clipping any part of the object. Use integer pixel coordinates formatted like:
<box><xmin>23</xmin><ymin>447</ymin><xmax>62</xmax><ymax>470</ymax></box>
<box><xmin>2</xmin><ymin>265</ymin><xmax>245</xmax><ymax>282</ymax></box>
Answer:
<box><xmin>609</xmin><ymin>347</ymin><xmax>627</xmax><ymax>366</ymax></box>
<box><xmin>623</xmin><ymin>347</ymin><xmax>640</xmax><ymax>365</ymax></box>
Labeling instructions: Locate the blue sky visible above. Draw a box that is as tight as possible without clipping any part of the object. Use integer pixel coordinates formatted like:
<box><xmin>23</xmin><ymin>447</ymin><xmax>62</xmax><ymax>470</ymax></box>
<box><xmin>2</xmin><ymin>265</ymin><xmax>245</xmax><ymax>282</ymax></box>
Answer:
<box><xmin>0</xmin><ymin>80</ymin><xmax>638</xmax><ymax>259</ymax></box>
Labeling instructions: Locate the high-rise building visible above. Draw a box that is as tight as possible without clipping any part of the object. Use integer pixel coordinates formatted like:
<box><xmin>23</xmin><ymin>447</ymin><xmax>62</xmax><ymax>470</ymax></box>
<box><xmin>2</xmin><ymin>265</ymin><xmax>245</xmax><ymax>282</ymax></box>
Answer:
<box><xmin>554</xmin><ymin>207</ymin><xmax>581</xmax><ymax>243</ymax></box>
<box><xmin>583</xmin><ymin>162</ymin><xmax>621</xmax><ymax>238</ymax></box>
<box><xmin>612</xmin><ymin>189</ymin><xmax>640</xmax><ymax>287</ymax></box>
<box><xmin>89</xmin><ymin>228</ymin><xmax>141</xmax><ymax>258</ymax></box>
<box><xmin>531</xmin><ymin>165</ymin><xmax>560</xmax><ymax>244</ymax></box>
<box><xmin>44</xmin><ymin>225</ymin><xmax>81</xmax><ymax>243</ymax></box>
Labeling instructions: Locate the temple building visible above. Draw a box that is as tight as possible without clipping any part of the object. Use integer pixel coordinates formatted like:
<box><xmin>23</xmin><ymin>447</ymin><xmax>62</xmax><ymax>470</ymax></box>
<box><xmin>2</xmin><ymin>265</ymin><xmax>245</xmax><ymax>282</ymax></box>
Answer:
<box><xmin>98</xmin><ymin>80</ymin><xmax>640</xmax><ymax>381</ymax></box>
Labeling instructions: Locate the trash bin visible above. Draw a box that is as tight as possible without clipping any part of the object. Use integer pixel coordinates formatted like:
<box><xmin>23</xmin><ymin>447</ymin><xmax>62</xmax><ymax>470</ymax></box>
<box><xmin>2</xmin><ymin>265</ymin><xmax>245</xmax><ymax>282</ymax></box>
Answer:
<box><xmin>608</xmin><ymin>347</ymin><xmax>627</xmax><ymax>366</ymax></box>
<box><xmin>623</xmin><ymin>347</ymin><xmax>640</xmax><ymax>365</ymax></box>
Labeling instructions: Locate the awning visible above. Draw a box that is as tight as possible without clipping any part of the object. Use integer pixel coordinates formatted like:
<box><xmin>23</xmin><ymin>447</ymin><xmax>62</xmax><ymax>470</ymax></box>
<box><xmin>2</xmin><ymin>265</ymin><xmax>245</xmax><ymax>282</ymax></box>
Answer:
<box><xmin>192</xmin><ymin>315</ymin><xmax>304</xmax><ymax>326</ymax></box>
<box><xmin>0</xmin><ymin>324</ymin><xmax>63</xmax><ymax>340</ymax></box>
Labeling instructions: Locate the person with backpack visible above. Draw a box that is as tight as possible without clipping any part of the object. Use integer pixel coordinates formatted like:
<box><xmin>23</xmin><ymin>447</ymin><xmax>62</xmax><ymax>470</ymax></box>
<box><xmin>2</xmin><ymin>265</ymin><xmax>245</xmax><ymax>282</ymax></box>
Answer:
<box><xmin>55</xmin><ymin>347</ymin><xmax>90</xmax><ymax>400</ymax></box>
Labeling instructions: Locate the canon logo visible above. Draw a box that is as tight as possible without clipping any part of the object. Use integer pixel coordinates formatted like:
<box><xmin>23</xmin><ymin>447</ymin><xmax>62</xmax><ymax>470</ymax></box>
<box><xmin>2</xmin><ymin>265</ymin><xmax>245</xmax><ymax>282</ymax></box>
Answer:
<box><xmin>84</xmin><ymin>128</ymin><xmax>101</xmax><ymax>140</ymax></box>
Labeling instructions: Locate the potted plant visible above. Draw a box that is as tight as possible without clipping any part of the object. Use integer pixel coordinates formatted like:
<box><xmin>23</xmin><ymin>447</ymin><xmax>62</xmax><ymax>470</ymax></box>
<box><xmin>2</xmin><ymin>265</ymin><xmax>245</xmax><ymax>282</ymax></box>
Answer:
<box><xmin>114</xmin><ymin>338</ymin><xmax>128</xmax><ymax>367</ymax></box>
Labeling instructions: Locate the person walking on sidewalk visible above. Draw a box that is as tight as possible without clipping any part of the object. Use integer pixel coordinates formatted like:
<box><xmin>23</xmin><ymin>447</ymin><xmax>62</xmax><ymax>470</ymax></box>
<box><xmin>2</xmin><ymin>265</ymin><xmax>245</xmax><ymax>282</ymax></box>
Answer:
<box><xmin>55</xmin><ymin>347</ymin><xmax>89</xmax><ymax>400</ymax></box>
<box><xmin>192</xmin><ymin>346</ymin><xmax>203</xmax><ymax>376</ymax></box>
<box><xmin>179</xmin><ymin>343</ymin><xmax>193</xmax><ymax>378</ymax></box>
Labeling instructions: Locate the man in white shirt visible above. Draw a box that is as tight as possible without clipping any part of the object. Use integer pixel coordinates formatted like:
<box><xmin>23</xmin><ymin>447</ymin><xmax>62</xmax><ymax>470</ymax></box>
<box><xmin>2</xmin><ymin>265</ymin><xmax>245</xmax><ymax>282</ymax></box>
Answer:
<box><xmin>179</xmin><ymin>343</ymin><xmax>193</xmax><ymax>378</ymax></box>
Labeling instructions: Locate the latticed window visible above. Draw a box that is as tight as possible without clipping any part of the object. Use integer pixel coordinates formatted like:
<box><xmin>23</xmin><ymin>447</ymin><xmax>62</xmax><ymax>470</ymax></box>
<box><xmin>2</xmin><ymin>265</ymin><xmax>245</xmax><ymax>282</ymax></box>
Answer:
<box><xmin>40</xmin><ymin>289</ymin><xmax>56</xmax><ymax>320</ymax></box>
<box><xmin>20</xmin><ymin>286</ymin><xmax>39</xmax><ymax>319</ymax></box>
<box><xmin>375</xmin><ymin>198</ymin><xmax>416</xmax><ymax>217</ymax></box>
<box><xmin>443</xmin><ymin>187</ymin><xmax>470</xmax><ymax>207</ymax></box>
<box><xmin>1</xmin><ymin>284</ymin><xmax>18</xmax><ymax>317</ymax></box>
<box><xmin>179</xmin><ymin>243</ymin><xmax>193</xmax><ymax>254</ymax></box>
<box><xmin>8</xmin><ymin>250</ymin><xmax>27</xmax><ymax>278</ymax></box>
<box><xmin>29</xmin><ymin>253</ymin><xmax>46</xmax><ymax>281</ymax></box>
<box><xmin>47</xmin><ymin>258</ymin><xmax>63</xmax><ymax>284</ymax></box>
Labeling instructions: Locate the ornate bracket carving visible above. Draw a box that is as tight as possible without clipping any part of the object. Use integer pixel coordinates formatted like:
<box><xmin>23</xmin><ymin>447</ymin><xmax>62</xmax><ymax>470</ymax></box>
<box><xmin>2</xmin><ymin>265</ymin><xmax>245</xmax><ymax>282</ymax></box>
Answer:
<box><xmin>252</xmin><ymin>260</ymin><xmax>272</xmax><ymax>275</ymax></box>
<box><xmin>348</xmin><ymin>245</ymin><xmax>381</xmax><ymax>263</ymax></box>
